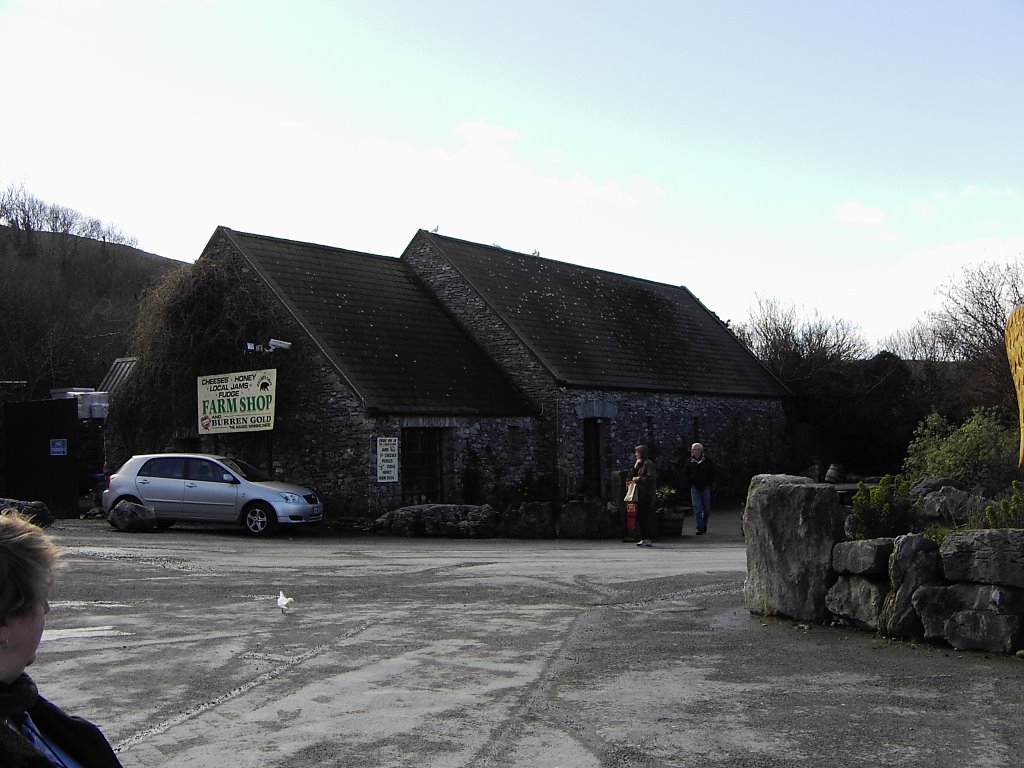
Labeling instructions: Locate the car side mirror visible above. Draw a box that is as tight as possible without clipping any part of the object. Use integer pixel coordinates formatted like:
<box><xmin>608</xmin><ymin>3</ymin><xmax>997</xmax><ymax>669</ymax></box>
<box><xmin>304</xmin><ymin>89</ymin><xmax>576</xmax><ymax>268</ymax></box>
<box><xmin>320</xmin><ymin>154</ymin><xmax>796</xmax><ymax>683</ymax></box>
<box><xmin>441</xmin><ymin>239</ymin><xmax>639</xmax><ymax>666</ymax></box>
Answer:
<box><xmin>223</xmin><ymin>473</ymin><xmax>239</xmax><ymax>484</ymax></box>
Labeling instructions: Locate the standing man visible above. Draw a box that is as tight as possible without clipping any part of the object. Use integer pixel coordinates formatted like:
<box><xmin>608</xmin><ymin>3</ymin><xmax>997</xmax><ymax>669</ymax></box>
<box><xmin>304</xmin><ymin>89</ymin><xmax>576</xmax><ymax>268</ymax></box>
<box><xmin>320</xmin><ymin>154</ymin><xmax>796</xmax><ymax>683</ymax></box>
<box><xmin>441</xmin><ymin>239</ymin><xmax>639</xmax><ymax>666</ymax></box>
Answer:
<box><xmin>684</xmin><ymin>442</ymin><xmax>715</xmax><ymax>535</ymax></box>
<box><xmin>630</xmin><ymin>445</ymin><xmax>657</xmax><ymax>547</ymax></box>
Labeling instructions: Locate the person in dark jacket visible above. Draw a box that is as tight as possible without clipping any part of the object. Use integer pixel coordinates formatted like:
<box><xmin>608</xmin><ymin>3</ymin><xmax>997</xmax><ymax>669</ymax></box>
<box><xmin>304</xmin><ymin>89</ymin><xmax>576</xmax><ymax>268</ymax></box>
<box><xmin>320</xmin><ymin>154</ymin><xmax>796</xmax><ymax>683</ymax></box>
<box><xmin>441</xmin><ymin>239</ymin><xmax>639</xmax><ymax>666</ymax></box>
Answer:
<box><xmin>0</xmin><ymin>510</ymin><xmax>123</xmax><ymax>767</ymax></box>
<box><xmin>684</xmin><ymin>442</ymin><xmax>716</xmax><ymax>535</ymax></box>
<box><xmin>629</xmin><ymin>444</ymin><xmax>658</xmax><ymax>547</ymax></box>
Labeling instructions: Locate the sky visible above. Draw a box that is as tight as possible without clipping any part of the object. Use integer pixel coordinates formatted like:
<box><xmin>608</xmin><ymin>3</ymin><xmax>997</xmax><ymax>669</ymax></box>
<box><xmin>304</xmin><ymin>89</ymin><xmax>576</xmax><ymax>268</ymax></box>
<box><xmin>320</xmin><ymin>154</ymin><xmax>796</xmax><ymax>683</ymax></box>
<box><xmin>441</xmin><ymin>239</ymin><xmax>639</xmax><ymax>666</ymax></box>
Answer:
<box><xmin>2</xmin><ymin>0</ymin><xmax>1022</xmax><ymax>347</ymax></box>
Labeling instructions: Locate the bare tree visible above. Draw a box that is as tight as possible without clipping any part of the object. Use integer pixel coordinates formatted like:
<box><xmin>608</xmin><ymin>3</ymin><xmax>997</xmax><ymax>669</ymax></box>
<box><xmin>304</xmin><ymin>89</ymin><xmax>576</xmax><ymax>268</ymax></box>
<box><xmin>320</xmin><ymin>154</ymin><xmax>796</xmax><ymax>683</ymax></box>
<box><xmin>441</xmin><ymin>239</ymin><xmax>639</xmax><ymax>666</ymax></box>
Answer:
<box><xmin>929</xmin><ymin>258</ymin><xmax>1024</xmax><ymax>357</ymax></box>
<box><xmin>735</xmin><ymin>295</ymin><xmax>869</xmax><ymax>384</ymax></box>
<box><xmin>880</xmin><ymin>321</ymin><xmax>946</xmax><ymax>361</ymax></box>
<box><xmin>0</xmin><ymin>183</ymin><xmax>137</xmax><ymax>247</ymax></box>
<box><xmin>925</xmin><ymin>258</ymin><xmax>1024</xmax><ymax>412</ymax></box>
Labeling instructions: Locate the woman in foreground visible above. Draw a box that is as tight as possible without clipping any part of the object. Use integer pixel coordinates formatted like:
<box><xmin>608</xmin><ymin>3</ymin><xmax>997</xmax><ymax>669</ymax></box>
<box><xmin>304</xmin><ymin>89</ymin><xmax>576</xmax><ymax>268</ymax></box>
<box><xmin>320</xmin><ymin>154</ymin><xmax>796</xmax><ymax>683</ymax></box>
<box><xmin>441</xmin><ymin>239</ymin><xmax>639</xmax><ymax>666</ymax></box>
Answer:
<box><xmin>0</xmin><ymin>510</ymin><xmax>122</xmax><ymax>767</ymax></box>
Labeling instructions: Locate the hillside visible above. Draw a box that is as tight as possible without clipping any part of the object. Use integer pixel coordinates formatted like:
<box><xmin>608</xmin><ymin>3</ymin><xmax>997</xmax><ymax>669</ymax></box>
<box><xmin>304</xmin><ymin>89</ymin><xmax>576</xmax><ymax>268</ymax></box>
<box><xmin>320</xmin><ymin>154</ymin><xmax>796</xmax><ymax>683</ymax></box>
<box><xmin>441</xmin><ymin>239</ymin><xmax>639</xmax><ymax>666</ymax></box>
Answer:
<box><xmin>0</xmin><ymin>224</ymin><xmax>185</xmax><ymax>399</ymax></box>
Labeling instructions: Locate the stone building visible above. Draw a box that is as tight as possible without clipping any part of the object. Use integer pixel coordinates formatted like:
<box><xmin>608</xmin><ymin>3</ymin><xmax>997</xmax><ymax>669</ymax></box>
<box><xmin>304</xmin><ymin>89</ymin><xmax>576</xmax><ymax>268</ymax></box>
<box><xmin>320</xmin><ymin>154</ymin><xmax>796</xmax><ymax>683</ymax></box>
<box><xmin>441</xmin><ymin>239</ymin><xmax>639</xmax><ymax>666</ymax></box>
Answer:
<box><xmin>155</xmin><ymin>227</ymin><xmax>789</xmax><ymax>521</ymax></box>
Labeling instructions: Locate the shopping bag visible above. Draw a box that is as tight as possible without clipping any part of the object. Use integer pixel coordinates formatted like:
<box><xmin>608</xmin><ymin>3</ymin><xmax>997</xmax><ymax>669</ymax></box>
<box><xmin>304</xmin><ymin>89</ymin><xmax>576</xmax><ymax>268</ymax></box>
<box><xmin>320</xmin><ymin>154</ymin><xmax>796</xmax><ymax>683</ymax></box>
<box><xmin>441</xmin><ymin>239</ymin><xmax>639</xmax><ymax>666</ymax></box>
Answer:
<box><xmin>624</xmin><ymin>482</ymin><xmax>639</xmax><ymax>502</ymax></box>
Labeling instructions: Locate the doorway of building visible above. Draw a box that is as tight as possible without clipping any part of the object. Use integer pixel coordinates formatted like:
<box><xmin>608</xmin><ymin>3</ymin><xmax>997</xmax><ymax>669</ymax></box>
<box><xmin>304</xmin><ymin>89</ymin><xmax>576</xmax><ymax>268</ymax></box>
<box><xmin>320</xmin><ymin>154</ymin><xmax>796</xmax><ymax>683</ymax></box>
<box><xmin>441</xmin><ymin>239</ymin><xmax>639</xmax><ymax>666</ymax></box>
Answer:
<box><xmin>401</xmin><ymin>427</ymin><xmax>445</xmax><ymax>504</ymax></box>
<box><xmin>583</xmin><ymin>418</ymin><xmax>607</xmax><ymax>499</ymax></box>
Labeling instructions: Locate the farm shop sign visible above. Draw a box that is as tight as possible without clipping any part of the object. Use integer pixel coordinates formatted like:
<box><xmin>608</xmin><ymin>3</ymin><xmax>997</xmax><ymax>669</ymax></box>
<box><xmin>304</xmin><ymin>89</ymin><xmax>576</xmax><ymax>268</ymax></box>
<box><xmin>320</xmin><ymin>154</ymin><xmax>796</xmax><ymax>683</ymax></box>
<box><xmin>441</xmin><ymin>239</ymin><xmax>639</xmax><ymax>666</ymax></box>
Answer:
<box><xmin>197</xmin><ymin>369</ymin><xmax>276</xmax><ymax>434</ymax></box>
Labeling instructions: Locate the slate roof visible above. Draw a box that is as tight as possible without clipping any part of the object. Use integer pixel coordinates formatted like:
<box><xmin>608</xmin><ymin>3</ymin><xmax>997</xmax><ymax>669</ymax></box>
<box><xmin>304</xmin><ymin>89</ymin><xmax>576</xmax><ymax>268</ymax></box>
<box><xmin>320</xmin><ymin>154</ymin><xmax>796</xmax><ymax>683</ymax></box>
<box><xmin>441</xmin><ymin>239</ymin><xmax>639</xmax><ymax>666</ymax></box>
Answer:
<box><xmin>216</xmin><ymin>228</ymin><xmax>534</xmax><ymax>416</ymax></box>
<box><xmin>415</xmin><ymin>231</ymin><xmax>789</xmax><ymax>398</ymax></box>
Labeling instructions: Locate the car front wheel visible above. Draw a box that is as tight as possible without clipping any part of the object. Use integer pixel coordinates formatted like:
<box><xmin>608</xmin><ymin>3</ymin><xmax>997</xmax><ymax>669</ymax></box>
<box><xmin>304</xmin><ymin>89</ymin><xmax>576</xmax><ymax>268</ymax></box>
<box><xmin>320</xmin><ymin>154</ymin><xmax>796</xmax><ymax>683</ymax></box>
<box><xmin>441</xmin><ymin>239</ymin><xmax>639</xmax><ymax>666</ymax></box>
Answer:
<box><xmin>243</xmin><ymin>503</ymin><xmax>278</xmax><ymax>536</ymax></box>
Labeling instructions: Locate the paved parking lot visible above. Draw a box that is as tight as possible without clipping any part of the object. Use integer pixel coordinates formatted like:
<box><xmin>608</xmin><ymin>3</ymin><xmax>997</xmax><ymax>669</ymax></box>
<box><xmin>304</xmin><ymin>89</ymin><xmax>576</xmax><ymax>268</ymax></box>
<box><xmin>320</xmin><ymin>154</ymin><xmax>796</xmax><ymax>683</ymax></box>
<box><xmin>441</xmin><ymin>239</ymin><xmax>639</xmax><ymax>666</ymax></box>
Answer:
<box><xmin>35</xmin><ymin>512</ymin><xmax>1024</xmax><ymax>768</ymax></box>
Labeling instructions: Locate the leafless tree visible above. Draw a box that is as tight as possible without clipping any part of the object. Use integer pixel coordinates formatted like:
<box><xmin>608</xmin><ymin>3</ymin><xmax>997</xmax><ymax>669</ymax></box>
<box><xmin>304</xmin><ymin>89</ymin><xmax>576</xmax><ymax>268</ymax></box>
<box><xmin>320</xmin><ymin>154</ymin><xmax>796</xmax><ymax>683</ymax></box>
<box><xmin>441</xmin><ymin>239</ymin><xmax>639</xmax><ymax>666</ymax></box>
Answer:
<box><xmin>735</xmin><ymin>295</ymin><xmax>869</xmax><ymax>384</ymax></box>
<box><xmin>929</xmin><ymin>258</ymin><xmax>1024</xmax><ymax>358</ymax></box>
<box><xmin>879</xmin><ymin>321</ymin><xmax>946</xmax><ymax>361</ymax></box>
<box><xmin>0</xmin><ymin>183</ymin><xmax>137</xmax><ymax>247</ymax></box>
<box><xmin>924</xmin><ymin>258</ymin><xmax>1024</xmax><ymax>412</ymax></box>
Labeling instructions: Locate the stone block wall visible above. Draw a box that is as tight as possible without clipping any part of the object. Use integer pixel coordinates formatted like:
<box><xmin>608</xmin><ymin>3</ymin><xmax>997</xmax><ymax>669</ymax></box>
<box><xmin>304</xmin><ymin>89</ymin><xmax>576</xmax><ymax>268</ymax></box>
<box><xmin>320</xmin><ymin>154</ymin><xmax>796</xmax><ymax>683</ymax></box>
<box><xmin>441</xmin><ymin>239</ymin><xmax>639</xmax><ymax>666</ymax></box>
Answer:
<box><xmin>366</xmin><ymin>414</ymin><xmax>542</xmax><ymax>516</ymax></box>
<box><xmin>744</xmin><ymin>474</ymin><xmax>1024</xmax><ymax>654</ymax></box>
<box><xmin>558</xmin><ymin>390</ymin><xmax>787</xmax><ymax>502</ymax></box>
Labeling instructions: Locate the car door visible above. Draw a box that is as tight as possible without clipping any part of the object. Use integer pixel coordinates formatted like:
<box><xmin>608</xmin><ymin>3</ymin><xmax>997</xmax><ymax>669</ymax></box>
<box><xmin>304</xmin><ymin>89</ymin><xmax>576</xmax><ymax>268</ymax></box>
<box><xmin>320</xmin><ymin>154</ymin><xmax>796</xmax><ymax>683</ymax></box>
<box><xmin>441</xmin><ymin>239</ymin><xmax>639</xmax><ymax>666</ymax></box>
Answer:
<box><xmin>135</xmin><ymin>457</ymin><xmax>185</xmax><ymax>516</ymax></box>
<box><xmin>182</xmin><ymin>458</ymin><xmax>239</xmax><ymax>521</ymax></box>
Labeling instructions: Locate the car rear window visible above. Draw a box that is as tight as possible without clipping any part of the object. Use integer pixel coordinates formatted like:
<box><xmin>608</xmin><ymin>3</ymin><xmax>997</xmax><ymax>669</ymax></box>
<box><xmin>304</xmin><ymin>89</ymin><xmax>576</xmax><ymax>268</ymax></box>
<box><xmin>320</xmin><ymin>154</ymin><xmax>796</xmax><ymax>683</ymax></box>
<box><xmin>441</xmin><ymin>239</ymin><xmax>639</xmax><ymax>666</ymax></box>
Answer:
<box><xmin>139</xmin><ymin>457</ymin><xmax>185</xmax><ymax>479</ymax></box>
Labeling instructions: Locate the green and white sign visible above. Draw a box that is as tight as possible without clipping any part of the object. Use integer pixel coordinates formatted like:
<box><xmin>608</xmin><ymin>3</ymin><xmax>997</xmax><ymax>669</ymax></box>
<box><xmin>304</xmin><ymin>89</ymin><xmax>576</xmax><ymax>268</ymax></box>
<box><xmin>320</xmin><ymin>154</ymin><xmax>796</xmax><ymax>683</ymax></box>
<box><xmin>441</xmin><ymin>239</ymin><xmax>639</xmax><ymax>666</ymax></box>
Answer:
<box><xmin>197</xmin><ymin>369</ymin><xmax>277</xmax><ymax>434</ymax></box>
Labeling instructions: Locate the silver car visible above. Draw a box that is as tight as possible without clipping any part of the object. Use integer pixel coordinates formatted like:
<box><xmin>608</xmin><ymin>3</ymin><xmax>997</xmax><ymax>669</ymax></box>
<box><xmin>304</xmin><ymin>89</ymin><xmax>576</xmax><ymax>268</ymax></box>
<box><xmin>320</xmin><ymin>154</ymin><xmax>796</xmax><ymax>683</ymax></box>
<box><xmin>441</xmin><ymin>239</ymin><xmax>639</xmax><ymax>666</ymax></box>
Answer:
<box><xmin>102</xmin><ymin>453</ymin><xmax>323</xmax><ymax>535</ymax></box>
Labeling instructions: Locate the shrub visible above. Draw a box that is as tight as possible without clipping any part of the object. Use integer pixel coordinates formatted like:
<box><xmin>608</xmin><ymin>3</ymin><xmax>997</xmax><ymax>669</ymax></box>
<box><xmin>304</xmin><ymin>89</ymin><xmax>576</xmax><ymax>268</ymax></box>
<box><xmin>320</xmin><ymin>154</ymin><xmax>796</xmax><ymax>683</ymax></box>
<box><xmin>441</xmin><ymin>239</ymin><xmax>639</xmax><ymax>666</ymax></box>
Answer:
<box><xmin>847</xmin><ymin>475</ymin><xmax>914</xmax><ymax>539</ymax></box>
<box><xmin>983</xmin><ymin>480</ymin><xmax>1024</xmax><ymax>529</ymax></box>
<box><xmin>901</xmin><ymin>408</ymin><xmax>1022</xmax><ymax>497</ymax></box>
<box><xmin>656</xmin><ymin>486</ymin><xmax>678</xmax><ymax>506</ymax></box>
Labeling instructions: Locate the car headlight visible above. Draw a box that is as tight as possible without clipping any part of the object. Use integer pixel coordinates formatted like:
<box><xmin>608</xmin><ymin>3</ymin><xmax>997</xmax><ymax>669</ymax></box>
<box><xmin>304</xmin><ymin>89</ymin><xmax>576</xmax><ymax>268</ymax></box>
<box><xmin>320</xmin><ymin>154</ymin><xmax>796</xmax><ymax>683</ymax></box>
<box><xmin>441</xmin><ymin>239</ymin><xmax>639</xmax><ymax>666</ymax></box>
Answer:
<box><xmin>278</xmin><ymin>492</ymin><xmax>303</xmax><ymax>504</ymax></box>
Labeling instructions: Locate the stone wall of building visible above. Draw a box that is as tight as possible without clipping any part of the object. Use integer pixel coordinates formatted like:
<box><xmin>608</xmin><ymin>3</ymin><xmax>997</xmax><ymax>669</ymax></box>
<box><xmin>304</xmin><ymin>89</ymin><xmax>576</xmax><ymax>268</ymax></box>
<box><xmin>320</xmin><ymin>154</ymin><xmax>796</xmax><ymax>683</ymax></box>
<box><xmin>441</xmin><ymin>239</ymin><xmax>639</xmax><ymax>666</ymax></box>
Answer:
<box><xmin>365</xmin><ymin>414</ymin><xmax>542</xmax><ymax>516</ymax></box>
<box><xmin>557</xmin><ymin>390</ymin><xmax>788</xmax><ymax>501</ymax></box>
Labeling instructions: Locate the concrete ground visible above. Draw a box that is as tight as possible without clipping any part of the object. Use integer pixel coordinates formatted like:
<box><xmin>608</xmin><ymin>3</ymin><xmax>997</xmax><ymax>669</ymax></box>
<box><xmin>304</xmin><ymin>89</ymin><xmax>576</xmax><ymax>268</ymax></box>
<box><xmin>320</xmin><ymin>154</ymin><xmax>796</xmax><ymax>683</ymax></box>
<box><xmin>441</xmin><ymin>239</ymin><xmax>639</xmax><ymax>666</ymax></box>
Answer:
<box><xmin>33</xmin><ymin>506</ymin><xmax>1024</xmax><ymax>768</ymax></box>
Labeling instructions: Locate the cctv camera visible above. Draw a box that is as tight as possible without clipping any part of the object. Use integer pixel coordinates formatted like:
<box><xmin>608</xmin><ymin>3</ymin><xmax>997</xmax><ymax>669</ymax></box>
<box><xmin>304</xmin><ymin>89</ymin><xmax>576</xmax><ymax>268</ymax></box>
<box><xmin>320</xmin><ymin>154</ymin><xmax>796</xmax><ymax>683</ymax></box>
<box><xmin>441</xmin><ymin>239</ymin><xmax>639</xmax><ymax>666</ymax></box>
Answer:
<box><xmin>267</xmin><ymin>339</ymin><xmax>292</xmax><ymax>350</ymax></box>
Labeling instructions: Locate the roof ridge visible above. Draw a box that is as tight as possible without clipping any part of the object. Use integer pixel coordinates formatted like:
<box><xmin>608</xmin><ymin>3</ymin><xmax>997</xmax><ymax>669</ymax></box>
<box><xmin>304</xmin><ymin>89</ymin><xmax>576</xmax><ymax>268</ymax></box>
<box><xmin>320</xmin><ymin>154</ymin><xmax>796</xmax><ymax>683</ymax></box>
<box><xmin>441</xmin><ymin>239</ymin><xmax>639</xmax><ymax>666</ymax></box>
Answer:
<box><xmin>420</xmin><ymin>229</ymin><xmax>687</xmax><ymax>291</ymax></box>
<box><xmin>223</xmin><ymin>227</ymin><xmax>393</xmax><ymax>260</ymax></box>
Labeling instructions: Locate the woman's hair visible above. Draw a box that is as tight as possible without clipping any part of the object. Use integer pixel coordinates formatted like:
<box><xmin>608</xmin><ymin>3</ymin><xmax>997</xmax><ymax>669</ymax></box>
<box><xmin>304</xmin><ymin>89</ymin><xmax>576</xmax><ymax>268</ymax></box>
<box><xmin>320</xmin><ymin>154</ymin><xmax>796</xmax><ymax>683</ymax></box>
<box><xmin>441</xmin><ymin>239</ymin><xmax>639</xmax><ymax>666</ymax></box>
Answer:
<box><xmin>0</xmin><ymin>509</ymin><xmax>60</xmax><ymax>618</ymax></box>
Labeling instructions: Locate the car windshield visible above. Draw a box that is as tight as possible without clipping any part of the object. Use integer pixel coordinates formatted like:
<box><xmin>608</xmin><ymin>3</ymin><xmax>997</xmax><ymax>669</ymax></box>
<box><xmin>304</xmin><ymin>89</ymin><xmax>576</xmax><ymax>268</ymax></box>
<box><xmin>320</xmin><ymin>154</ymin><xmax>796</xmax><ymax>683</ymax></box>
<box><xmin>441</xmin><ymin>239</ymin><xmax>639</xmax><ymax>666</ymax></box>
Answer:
<box><xmin>220</xmin><ymin>458</ymin><xmax>271</xmax><ymax>482</ymax></box>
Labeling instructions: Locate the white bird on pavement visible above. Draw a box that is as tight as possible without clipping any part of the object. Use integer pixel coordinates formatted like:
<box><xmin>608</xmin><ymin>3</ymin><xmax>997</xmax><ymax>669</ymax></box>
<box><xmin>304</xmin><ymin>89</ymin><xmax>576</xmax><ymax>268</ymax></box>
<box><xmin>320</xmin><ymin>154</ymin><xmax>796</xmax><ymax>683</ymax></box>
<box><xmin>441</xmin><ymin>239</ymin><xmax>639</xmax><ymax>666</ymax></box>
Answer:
<box><xmin>277</xmin><ymin>590</ymin><xmax>294</xmax><ymax>614</ymax></box>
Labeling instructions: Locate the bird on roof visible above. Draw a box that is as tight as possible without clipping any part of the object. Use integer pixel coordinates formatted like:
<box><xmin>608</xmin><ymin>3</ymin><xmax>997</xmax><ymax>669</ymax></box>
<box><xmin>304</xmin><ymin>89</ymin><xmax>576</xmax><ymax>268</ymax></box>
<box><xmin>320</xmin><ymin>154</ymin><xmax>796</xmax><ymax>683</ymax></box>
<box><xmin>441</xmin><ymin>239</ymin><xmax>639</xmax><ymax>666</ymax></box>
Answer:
<box><xmin>277</xmin><ymin>590</ymin><xmax>294</xmax><ymax>614</ymax></box>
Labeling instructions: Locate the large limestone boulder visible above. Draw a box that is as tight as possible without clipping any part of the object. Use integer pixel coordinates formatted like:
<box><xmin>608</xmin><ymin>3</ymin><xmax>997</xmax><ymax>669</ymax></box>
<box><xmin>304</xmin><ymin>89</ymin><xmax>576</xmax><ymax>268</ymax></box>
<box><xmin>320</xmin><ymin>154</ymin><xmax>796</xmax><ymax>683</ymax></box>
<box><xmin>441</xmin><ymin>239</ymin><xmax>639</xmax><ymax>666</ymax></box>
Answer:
<box><xmin>743</xmin><ymin>474</ymin><xmax>847</xmax><ymax>623</ymax></box>
<box><xmin>913</xmin><ymin>583</ymin><xmax>1024</xmax><ymax>653</ymax></box>
<box><xmin>826</xmin><ymin>575</ymin><xmax>888</xmax><ymax>630</ymax></box>
<box><xmin>0</xmin><ymin>498</ymin><xmax>54</xmax><ymax>528</ymax></box>
<box><xmin>374</xmin><ymin>504</ymin><xmax>499</xmax><ymax>538</ymax></box>
<box><xmin>108</xmin><ymin>500</ymin><xmax>157</xmax><ymax>532</ymax></box>
<box><xmin>940</xmin><ymin>529</ymin><xmax>1024</xmax><ymax>588</ymax></box>
<box><xmin>879</xmin><ymin>534</ymin><xmax>942</xmax><ymax>639</ymax></box>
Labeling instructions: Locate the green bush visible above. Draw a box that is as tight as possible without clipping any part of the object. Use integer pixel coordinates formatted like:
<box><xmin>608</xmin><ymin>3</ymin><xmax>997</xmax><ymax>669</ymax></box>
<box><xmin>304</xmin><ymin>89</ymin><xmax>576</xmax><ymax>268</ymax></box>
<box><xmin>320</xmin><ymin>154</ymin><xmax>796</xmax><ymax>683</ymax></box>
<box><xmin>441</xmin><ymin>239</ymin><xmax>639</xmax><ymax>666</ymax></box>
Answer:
<box><xmin>656</xmin><ymin>486</ymin><xmax>678</xmax><ymax>506</ymax></box>
<box><xmin>983</xmin><ymin>480</ymin><xmax>1024</xmax><ymax>529</ymax></box>
<box><xmin>901</xmin><ymin>408</ymin><xmax>1022</xmax><ymax>497</ymax></box>
<box><xmin>847</xmin><ymin>475</ymin><xmax>914</xmax><ymax>540</ymax></box>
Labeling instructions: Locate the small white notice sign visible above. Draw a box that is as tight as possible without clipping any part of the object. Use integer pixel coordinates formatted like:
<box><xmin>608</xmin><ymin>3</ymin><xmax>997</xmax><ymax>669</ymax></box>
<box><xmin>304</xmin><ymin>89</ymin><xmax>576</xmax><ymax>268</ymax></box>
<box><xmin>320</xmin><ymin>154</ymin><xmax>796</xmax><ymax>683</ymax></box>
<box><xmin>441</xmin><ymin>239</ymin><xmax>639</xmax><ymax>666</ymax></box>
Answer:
<box><xmin>377</xmin><ymin>437</ymin><xmax>399</xmax><ymax>483</ymax></box>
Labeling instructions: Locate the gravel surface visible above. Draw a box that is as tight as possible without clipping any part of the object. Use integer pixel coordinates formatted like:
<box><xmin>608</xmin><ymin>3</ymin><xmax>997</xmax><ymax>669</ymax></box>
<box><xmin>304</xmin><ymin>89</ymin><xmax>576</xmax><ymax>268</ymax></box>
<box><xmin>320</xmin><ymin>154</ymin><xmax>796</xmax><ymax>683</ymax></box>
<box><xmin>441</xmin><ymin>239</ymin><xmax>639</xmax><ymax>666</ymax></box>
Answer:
<box><xmin>31</xmin><ymin>514</ymin><xmax>1024</xmax><ymax>768</ymax></box>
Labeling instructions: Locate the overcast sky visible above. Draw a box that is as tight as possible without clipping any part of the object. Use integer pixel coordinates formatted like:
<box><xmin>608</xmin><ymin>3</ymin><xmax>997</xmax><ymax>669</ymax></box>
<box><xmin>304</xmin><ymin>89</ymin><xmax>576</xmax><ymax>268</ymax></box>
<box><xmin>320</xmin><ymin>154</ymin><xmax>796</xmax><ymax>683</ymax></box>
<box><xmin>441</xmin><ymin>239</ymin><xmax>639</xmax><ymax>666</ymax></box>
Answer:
<box><xmin>2</xmin><ymin>0</ymin><xmax>1022</xmax><ymax>346</ymax></box>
